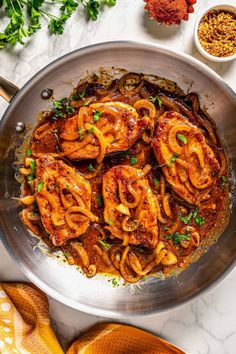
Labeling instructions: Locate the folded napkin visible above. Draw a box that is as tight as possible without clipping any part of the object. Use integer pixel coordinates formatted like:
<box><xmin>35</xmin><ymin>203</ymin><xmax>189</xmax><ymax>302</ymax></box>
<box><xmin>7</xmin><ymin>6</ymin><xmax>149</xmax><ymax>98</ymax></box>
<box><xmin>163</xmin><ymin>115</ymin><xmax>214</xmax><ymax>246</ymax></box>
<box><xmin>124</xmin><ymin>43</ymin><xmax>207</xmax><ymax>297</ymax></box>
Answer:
<box><xmin>0</xmin><ymin>282</ymin><xmax>185</xmax><ymax>354</ymax></box>
<box><xmin>0</xmin><ymin>283</ymin><xmax>63</xmax><ymax>354</ymax></box>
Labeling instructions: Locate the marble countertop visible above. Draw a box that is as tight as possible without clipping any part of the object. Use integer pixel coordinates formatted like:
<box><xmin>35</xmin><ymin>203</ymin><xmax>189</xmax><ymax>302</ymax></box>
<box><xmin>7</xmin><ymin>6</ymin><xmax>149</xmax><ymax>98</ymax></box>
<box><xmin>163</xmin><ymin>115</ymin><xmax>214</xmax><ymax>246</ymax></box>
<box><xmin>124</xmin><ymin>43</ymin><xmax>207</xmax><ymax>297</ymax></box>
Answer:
<box><xmin>0</xmin><ymin>0</ymin><xmax>236</xmax><ymax>353</ymax></box>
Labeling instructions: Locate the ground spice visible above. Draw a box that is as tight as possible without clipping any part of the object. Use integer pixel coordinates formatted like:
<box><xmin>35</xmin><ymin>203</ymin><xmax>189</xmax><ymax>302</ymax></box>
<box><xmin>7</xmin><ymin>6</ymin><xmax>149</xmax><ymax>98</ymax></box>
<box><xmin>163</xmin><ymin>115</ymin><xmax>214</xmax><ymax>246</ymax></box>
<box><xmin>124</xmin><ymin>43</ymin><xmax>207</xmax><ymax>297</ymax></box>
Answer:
<box><xmin>198</xmin><ymin>10</ymin><xmax>236</xmax><ymax>58</ymax></box>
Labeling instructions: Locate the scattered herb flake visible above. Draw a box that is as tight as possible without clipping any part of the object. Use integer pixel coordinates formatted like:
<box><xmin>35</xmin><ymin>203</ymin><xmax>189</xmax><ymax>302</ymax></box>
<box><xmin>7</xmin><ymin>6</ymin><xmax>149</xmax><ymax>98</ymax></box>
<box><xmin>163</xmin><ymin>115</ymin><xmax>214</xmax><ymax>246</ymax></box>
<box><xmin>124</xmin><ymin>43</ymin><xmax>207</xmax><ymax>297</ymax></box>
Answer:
<box><xmin>130</xmin><ymin>156</ymin><xmax>138</xmax><ymax>165</ymax></box>
<box><xmin>78</xmin><ymin>128</ymin><xmax>85</xmax><ymax>140</ymax></box>
<box><xmin>149</xmin><ymin>95</ymin><xmax>163</xmax><ymax>107</ymax></box>
<box><xmin>27</xmin><ymin>174</ymin><xmax>34</xmax><ymax>181</ymax></box>
<box><xmin>36</xmin><ymin>181</ymin><xmax>44</xmax><ymax>192</ymax></box>
<box><xmin>221</xmin><ymin>175</ymin><xmax>227</xmax><ymax>189</ymax></box>
<box><xmin>193</xmin><ymin>209</ymin><xmax>205</xmax><ymax>225</ymax></box>
<box><xmin>179</xmin><ymin>212</ymin><xmax>193</xmax><ymax>225</ymax></box>
<box><xmin>98</xmin><ymin>239</ymin><xmax>111</xmax><ymax>250</ymax></box>
<box><xmin>165</xmin><ymin>231</ymin><xmax>190</xmax><ymax>244</ymax></box>
<box><xmin>87</xmin><ymin>163</ymin><xmax>95</xmax><ymax>172</ymax></box>
<box><xmin>164</xmin><ymin>227</ymin><xmax>170</xmax><ymax>231</ymax></box>
<box><xmin>96</xmin><ymin>195</ymin><xmax>103</xmax><ymax>207</ymax></box>
<box><xmin>108</xmin><ymin>218</ymin><xmax>113</xmax><ymax>225</ymax></box>
<box><xmin>177</xmin><ymin>134</ymin><xmax>188</xmax><ymax>144</ymax></box>
<box><xmin>169</xmin><ymin>153</ymin><xmax>179</xmax><ymax>167</ymax></box>
<box><xmin>29</xmin><ymin>160</ymin><xmax>36</xmax><ymax>173</ymax></box>
<box><xmin>88</xmin><ymin>126</ymin><xmax>94</xmax><ymax>134</ymax></box>
<box><xmin>79</xmin><ymin>88</ymin><xmax>86</xmax><ymax>100</ymax></box>
<box><xmin>154</xmin><ymin>178</ymin><xmax>159</xmax><ymax>187</ymax></box>
<box><xmin>26</xmin><ymin>148</ymin><xmax>32</xmax><ymax>157</ymax></box>
<box><xmin>93</xmin><ymin>110</ymin><xmax>102</xmax><ymax>122</ymax></box>
<box><xmin>112</xmin><ymin>278</ymin><xmax>118</xmax><ymax>286</ymax></box>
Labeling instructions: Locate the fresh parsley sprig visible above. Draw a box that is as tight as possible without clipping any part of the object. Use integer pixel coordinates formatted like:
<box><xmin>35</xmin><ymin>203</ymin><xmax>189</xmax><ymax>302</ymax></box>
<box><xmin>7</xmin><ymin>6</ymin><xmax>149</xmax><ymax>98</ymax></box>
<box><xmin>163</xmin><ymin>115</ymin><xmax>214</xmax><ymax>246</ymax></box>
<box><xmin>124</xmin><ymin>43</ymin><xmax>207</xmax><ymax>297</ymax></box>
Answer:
<box><xmin>0</xmin><ymin>0</ymin><xmax>117</xmax><ymax>48</ymax></box>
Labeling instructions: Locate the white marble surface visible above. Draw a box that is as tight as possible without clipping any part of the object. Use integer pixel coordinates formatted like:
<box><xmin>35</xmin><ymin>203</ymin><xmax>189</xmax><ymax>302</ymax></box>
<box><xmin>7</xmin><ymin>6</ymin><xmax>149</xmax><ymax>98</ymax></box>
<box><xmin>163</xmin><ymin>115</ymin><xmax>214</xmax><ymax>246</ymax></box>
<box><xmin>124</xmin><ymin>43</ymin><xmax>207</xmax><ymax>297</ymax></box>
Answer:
<box><xmin>0</xmin><ymin>0</ymin><xmax>236</xmax><ymax>353</ymax></box>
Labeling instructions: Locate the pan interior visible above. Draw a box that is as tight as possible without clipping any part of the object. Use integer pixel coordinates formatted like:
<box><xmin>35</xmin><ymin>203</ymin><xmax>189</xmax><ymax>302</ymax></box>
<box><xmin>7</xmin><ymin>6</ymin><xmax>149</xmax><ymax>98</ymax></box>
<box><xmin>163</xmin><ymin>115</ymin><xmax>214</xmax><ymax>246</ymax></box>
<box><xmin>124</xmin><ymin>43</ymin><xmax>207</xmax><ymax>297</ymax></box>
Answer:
<box><xmin>0</xmin><ymin>42</ymin><xmax>235</xmax><ymax>317</ymax></box>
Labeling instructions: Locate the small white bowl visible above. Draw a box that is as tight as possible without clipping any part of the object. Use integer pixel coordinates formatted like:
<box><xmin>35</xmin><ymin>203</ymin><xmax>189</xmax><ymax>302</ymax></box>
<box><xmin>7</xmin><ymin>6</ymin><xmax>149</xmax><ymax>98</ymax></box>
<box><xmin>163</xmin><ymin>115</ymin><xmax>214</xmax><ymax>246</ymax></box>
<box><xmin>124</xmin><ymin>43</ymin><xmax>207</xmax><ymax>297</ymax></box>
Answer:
<box><xmin>194</xmin><ymin>4</ymin><xmax>236</xmax><ymax>63</ymax></box>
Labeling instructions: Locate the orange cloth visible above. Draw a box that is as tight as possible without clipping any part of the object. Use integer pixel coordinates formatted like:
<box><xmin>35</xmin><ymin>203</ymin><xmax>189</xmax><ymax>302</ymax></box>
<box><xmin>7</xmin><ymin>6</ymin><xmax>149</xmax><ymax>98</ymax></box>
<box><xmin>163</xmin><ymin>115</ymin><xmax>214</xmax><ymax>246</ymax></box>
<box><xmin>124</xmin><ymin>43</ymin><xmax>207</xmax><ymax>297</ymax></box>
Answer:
<box><xmin>0</xmin><ymin>283</ymin><xmax>64</xmax><ymax>354</ymax></box>
<box><xmin>67</xmin><ymin>323</ymin><xmax>185</xmax><ymax>354</ymax></box>
<box><xmin>0</xmin><ymin>282</ymin><xmax>185</xmax><ymax>354</ymax></box>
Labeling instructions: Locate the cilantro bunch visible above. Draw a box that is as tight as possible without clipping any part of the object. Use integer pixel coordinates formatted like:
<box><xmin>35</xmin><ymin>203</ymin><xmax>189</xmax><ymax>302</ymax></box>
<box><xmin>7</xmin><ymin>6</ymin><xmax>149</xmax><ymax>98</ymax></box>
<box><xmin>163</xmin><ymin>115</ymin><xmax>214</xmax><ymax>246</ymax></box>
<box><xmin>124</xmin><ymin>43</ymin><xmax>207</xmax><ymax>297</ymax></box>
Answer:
<box><xmin>0</xmin><ymin>0</ymin><xmax>116</xmax><ymax>48</ymax></box>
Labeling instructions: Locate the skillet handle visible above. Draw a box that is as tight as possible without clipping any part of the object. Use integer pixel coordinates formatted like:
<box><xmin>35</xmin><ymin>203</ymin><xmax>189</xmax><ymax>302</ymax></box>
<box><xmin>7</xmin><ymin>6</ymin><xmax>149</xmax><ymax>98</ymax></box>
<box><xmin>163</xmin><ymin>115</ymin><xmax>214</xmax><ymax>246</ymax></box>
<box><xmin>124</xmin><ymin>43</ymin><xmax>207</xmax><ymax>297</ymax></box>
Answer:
<box><xmin>0</xmin><ymin>76</ymin><xmax>19</xmax><ymax>102</ymax></box>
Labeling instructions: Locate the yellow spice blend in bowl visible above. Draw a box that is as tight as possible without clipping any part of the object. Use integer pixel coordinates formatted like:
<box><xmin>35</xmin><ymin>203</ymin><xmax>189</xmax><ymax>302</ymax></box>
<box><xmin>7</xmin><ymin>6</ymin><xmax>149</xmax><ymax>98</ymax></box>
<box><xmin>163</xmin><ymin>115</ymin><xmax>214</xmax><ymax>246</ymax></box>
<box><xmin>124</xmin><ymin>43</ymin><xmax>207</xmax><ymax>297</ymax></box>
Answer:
<box><xmin>198</xmin><ymin>10</ymin><xmax>236</xmax><ymax>58</ymax></box>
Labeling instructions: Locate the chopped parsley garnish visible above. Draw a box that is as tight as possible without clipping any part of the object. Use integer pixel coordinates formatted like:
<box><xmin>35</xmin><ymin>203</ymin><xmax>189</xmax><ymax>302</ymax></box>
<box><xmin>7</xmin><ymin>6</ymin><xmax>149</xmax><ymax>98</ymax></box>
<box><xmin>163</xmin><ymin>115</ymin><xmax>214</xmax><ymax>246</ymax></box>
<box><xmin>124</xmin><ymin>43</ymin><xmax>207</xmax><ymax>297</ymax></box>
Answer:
<box><xmin>154</xmin><ymin>178</ymin><xmax>159</xmax><ymax>187</ymax></box>
<box><xmin>83</xmin><ymin>100</ymin><xmax>91</xmax><ymax>106</ymax></box>
<box><xmin>130</xmin><ymin>156</ymin><xmax>138</xmax><ymax>165</ymax></box>
<box><xmin>177</xmin><ymin>134</ymin><xmax>188</xmax><ymax>144</ymax></box>
<box><xmin>78</xmin><ymin>128</ymin><xmax>85</xmax><ymax>140</ymax></box>
<box><xmin>87</xmin><ymin>163</ymin><xmax>95</xmax><ymax>172</ymax></box>
<box><xmin>36</xmin><ymin>182</ymin><xmax>44</xmax><ymax>192</ymax></box>
<box><xmin>27</xmin><ymin>174</ymin><xmax>34</xmax><ymax>181</ymax></box>
<box><xmin>112</xmin><ymin>278</ymin><xmax>118</xmax><ymax>286</ymax></box>
<box><xmin>179</xmin><ymin>212</ymin><xmax>193</xmax><ymax>225</ymax></box>
<box><xmin>165</xmin><ymin>230</ymin><xmax>190</xmax><ymax>244</ymax></box>
<box><xmin>93</xmin><ymin>110</ymin><xmax>102</xmax><ymax>122</ymax></box>
<box><xmin>108</xmin><ymin>218</ymin><xmax>113</xmax><ymax>225</ymax></box>
<box><xmin>149</xmin><ymin>95</ymin><xmax>163</xmax><ymax>107</ymax></box>
<box><xmin>169</xmin><ymin>153</ymin><xmax>179</xmax><ymax>167</ymax></box>
<box><xmin>96</xmin><ymin>195</ymin><xmax>103</xmax><ymax>207</ymax></box>
<box><xmin>26</xmin><ymin>148</ymin><xmax>32</xmax><ymax>157</ymax></box>
<box><xmin>193</xmin><ymin>209</ymin><xmax>205</xmax><ymax>225</ymax></box>
<box><xmin>98</xmin><ymin>240</ymin><xmax>112</xmax><ymax>250</ymax></box>
<box><xmin>221</xmin><ymin>175</ymin><xmax>227</xmax><ymax>189</ymax></box>
<box><xmin>179</xmin><ymin>209</ymin><xmax>205</xmax><ymax>226</ymax></box>
<box><xmin>88</xmin><ymin>126</ymin><xmax>94</xmax><ymax>134</ymax></box>
<box><xmin>29</xmin><ymin>160</ymin><xmax>36</xmax><ymax>173</ymax></box>
<box><xmin>52</xmin><ymin>98</ymin><xmax>75</xmax><ymax>118</ymax></box>
<box><xmin>79</xmin><ymin>88</ymin><xmax>86</xmax><ymax>100</ymax></box>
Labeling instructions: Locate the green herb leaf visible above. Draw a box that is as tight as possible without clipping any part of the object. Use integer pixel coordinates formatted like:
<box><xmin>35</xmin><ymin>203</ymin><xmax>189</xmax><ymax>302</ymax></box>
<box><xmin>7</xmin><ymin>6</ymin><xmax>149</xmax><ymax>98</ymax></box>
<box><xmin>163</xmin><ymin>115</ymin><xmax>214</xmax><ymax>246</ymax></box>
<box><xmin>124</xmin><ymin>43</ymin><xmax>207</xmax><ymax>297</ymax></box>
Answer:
<box><xmin>193</xmin><ymin>209</ymin><xmax>205</xmax><ymax>225</ymax></box>
<box><xmin>130</xmin><ymin>156</ymin><xmax>138</xmax><ymax>165</ymax></box>
<box><xmin>36</xmin><ymin>181</ymin><xmax>44</xmax><ymax>192</ymax></box>
<box><xmin>108</xmin><ymin>218</ymin><xmax>113</xmax><ymax>225</ymax></box>
<box><xmin>78</xmin><ymin>128</ymin><xmax>85</xmax><ymax>140</ymax></box>
<box><xmin>29</xmin><ymin>160</ymin><xmax>36</xmax><ymax>173</ymax></box>
<box><xmin>111</xmin><ymin>278</ymin><xmax>118</xmax><ymax>286</ymax></box>
<box><xmin>27</xmin><ymin>148</ymin><xmax>32</xmax><ymax>157</ymax></box>
<box><xmin>79</xmin><ymin>87</ymin><xmax>86</xmax><ymax>99</ymax></box>
<box><xmin>154</xmin><ymin>178</ymin><xmax>159</xmax><ymax>187</ymax></box>
<box><xmin>85</xmin><ymin>0</ymin><xmax>99</xmax><ymax>21</ymax></box>
<box><xmin>221</xmin><ymin>175</ymin><xmax>227</xmax><ymax>189</ymax></box>
<box><xmin>93</xmin><ymin>110</ymin><xmax>102</xmax><ymax>122</ymax></box>
<box><xmin>98</xmin><ymin>239</ymin><xmax>111</xmax><ymax>250</ymax></box>
<box><xmin>105</xmin><ymin>0</ymin><xmax>116</xmax><ymax>5</ymax></box>
<box><xmin>87</xmin><ymin>163</ymin><xmax>95</xmax><ymax>172</ymax></box>
<box><xmin>177</xmin><ymin>134</ymin><xmax>188</xmax><ymax>144</ymax></box>
<box><xmin>88</xmin><ymin>126</ymin><xmax>94</xmax><ymax>134</ymax></box>
<box><xmin>165</xmin><ymin>231</ymin><xmax>190</xmax><ymax>244</ymax></box>
<box><xmin>164</xmin><ymin>227</ymin><xmax>170</xmax><ymax>231</ymax></box>
<box><xmin>96</xmin><ymin>195</ymin><xmax>103</xmax><ymax>207</ymax></box>
<box><xmin>179</xmin><ymin>212</ymin><xmax>193</xmax><ymax>225</ymax></box>
<box><xmin>27</xmin><ymin>174</ymin><xmax>34</xmax><ymax>181</ymax></box>
<box><xmin>149</xmin><ymin>95</ymin><xmax>163</xmax><ymax>107</ymax></box>
<box><xmin>169</xmin><ymin>153</ymin><xmax>179</xmax><ymax>167</ymax></box>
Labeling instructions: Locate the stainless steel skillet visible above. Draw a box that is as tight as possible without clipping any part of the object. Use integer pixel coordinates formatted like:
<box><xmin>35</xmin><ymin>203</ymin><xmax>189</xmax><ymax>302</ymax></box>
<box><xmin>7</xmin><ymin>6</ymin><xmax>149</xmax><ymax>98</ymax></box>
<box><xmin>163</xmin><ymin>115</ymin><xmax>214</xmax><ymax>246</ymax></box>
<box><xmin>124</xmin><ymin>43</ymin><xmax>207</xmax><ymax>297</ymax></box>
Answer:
<box><xmin>0</xmin><ymin>41</ymin><xmax>236</xmax><ymax>318</ymax></box>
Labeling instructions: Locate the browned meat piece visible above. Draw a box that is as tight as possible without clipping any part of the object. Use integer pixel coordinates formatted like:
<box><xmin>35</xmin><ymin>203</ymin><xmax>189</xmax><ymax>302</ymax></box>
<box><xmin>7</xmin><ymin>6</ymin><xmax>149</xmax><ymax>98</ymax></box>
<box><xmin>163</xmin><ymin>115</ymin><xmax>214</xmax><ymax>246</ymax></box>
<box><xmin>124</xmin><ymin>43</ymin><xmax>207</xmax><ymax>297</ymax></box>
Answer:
<box><xmin>31</xmin><ymin>102</ymin><xmax>145</xmax><ymax>161</ymax></box>
<box><xmin>152</xmin><ymin>111</ymin><xmax>220</xmax><ymax>205</ymax></box>
<box><xmin>103</xmin><ymin>165</ymin><xmax>158</xmax><ymax>249</ymax></box>
<box><xmin>35</xmin><ymin>155</ymin><xmax>97</xmax><ymax>246</ymax></box>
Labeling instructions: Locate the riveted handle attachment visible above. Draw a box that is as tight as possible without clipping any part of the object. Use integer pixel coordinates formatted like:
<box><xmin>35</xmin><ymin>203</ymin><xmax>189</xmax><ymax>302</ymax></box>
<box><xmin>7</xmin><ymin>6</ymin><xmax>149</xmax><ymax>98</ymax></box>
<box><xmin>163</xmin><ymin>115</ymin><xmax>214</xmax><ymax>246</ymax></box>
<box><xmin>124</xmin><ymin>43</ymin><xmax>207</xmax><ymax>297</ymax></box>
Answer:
<box><xmin>0</xmin><ymin>76</ymin><xmax>19</xmax><ymax>102</ymax></box>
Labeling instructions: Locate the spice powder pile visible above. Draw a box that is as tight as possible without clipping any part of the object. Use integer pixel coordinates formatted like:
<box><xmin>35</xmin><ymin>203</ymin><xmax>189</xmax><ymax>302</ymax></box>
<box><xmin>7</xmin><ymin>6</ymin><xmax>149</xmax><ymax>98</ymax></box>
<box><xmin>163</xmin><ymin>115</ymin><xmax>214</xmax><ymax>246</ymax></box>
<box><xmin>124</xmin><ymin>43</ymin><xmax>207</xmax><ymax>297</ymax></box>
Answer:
<box><xmin>198</xmin><ymin>10</ymin><xmax>236</xmax><ymax>58</ymax></box>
